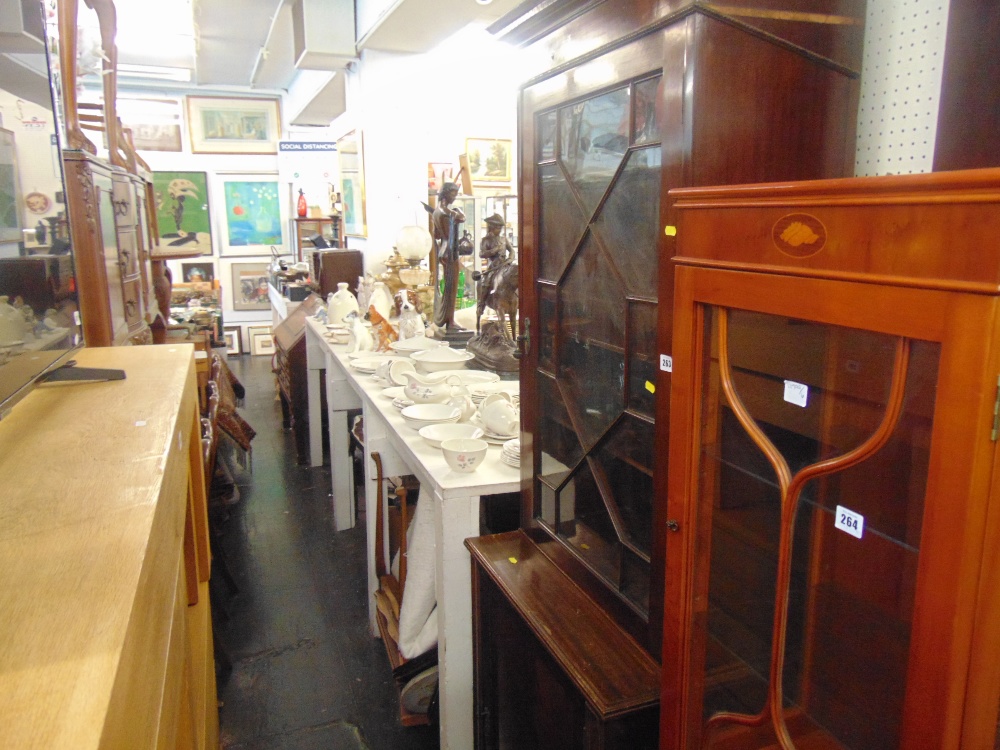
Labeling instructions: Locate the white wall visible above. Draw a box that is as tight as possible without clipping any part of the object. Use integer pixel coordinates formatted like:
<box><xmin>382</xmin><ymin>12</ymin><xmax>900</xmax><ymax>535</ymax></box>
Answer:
<box><xmin>329</xmin><ymin>24</ymin><xmax>535</xmax><ymax>273</ymax></box>
<box><xmin>0</xmin><ymin>91</ymin><xmax>63</xmax><ymax>256</ymax></box>
<box><xmin>854</xmin><ymin>0</ymin><xmax>951</xmax><ymax>176</ymax></box>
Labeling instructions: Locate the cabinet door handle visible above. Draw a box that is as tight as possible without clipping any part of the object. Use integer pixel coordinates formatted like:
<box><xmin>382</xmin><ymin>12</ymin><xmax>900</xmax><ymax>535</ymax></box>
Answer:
<box><xmin>667</xmin><ymin>519</ymin><xmax>680</xmax><ymax>532</ymax></box>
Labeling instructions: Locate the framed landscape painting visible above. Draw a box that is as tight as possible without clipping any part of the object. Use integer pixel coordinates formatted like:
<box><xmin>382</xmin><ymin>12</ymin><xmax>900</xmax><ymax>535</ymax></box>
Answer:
<box><xmin>465</xmin><ymin>137</ymin><xmax>512</xmax><ymax>183</ymax></box>
<box><xmin>153</xmin><ymin>171</ymin><xmax>212</xmax><ymax>254</ymax></box>
<box><xmin>216</xmin><ymin>173</ymin><xmax>286</xmax><ymax>255</ymax></box>
<box><xmin>187</xmin><ymin>96</ymin><xmax>281</xmax><ymax>154</ymax></box>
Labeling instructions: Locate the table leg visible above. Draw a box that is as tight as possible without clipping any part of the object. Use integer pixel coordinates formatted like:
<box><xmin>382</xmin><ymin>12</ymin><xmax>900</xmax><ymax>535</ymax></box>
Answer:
<box><xmin>433</xmin><ymin>489</ymin><xmax>480</xmax><ymax>750</ymax></box>
<box><xmin>307</xmin><ymin>365</ymin><xmax>323</xmax><ymax>467</ymax></box>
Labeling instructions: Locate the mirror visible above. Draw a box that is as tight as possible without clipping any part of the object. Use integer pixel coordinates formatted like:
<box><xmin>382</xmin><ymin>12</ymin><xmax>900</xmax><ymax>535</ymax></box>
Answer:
<box><xmin>0</xmin><ymin>0</ymin><xmax>82</xmax><ymax>415</ymax></box>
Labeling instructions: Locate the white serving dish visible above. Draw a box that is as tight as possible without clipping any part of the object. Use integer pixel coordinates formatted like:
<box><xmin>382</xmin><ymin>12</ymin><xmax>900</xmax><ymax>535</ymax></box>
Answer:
<box><xmin>421</xmin><ymin>369</ymin><xmax>500</xmax><ymax>386</ymax></box>
<box><xmin>389</xmin><ymin>337</ymin><xmax>449</xmax><ymax>354</ymax></box>
<box><xmin>410</xmin><ymin>348</ymin><xmax>476</xmax><ymax>372</ymax></box>
<box><xmin>400</xmin><ymin>403</ymin><xmax>462</xmax><ymax>431</ymax></box>
<box><xmin>418</xmin><ymin>422</ymin><xmax>485</xmax><ymax>449</ymax></box>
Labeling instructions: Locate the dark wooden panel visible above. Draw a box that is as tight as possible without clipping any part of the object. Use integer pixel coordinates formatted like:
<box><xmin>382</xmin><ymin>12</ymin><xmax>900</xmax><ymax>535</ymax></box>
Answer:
<box><xmin>466</xmin><ymin>531</ymin><xmax>660</xmax><ymax>719</ymax></box>
<box><xmin>933</xmin><ymin>0</ymin><xmax>1000</xmax><ymax>171</ymax></box>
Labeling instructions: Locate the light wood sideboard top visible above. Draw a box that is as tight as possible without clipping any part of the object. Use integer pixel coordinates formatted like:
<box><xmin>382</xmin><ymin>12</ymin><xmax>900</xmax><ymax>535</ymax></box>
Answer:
<box><xmin>0</xmin><ymin>345</ymin><xmax>199</xmax><ymax>748</ymax></box>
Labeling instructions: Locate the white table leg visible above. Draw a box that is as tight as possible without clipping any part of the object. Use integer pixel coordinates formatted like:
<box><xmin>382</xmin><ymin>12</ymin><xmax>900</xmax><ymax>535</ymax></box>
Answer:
<box><xmin>307</xmin><ymin>365</ymin><xmax>323</xmax><ymax>467</ymax></box>
<box><xmin>325</xmin><ymin>351</ymin><xmax>361</xmax><ymax>531</ymax></box>
<box><xmin>433</xmin><ymin>489</ymin><xmax>480</xmax><ymax>750</ymax></box>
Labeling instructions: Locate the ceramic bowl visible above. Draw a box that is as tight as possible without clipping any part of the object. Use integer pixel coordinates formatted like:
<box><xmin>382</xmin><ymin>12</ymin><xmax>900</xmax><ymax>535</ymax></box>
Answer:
<box><xmin>441</xmin><ymin>438</ymin><xmax>489</xmax><ymax>473</ymax></box>
<box><xmin>418</xmin><ymin>422</ymin><xmax>484</xmax><ymax>449</ymax></box>
<box><xmin>410</xmin><ymin>348</ymin><xmax>475</xmax><ymax>373</ymax></box>
<box><xmin>400</xmin><ymin>403</ymin><xmax>462</xmax><ymax>431</ymax></box>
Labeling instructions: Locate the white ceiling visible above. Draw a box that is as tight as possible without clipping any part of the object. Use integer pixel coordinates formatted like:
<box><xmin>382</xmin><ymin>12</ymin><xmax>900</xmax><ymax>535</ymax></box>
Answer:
<box><xmin>0</xmin><ymin>0</ymin><xmax>539</xmax><ymax>124</ymax></box>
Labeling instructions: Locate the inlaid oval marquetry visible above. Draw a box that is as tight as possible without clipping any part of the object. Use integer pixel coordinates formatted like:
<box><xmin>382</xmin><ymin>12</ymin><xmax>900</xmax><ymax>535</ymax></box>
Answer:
<box><xmin>772</xmin><ymin>213</ymin><xmax>827</xmax><ymax>257</ymax></box>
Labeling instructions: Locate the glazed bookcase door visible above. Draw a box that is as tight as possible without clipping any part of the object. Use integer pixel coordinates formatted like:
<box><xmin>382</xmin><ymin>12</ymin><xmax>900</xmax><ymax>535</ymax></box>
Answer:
<box><xmin>529</xmin><ymin>68</ymin><xmax>664</xmax><ymax>625</ymax></box>
<box><xmin>664</xmin><ymin>268</ymin><xmax>1000</xmax><ymax>750</ymax></box>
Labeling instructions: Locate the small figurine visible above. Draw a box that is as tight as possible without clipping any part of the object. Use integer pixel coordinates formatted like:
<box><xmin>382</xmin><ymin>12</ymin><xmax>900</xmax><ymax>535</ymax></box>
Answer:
<box><xmin>365</xmin><ymin>305</ymin><xmax>398</xmax><ymax>352</ymax></box>
<box><xmin>345</xmin><ymin>310</ymin><xmax>374</xmax><ymax>354</ymax></box>
<box><xmin>476</xmin><ymin>213</ymin><xmax>518</xmax><ymax>339</ymax></box>
<box><xmin>393</xmin><ymin>289</ymin><xmax>426</xmax><ymax>340</ymax></box>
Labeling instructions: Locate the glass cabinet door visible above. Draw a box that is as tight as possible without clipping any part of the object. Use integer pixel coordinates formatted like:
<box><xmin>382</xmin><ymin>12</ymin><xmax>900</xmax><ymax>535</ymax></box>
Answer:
<box><xmin>686</xmin><ymin>306</ymin><xmax>938</xmax><ymax>749</ymax></box>
<box><xmin>532</xmin><ymin>72</ymin><xmax>663</xmax><ymax>620</ymax></box>
<box><xmin>664</xmin><ymin>265</ymin><xmax>1000</xmax><ymax>750</ymax></box>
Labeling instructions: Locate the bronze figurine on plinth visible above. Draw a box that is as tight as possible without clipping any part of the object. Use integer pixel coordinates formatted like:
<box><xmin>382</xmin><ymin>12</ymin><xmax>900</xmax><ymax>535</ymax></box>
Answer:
<box><xmin>425</xmin><ymin>182</ymin><xmax>473</xmax><ymax>344</ymax></box>
<box><xmin>468</xmin><ymin>213</ymin><xmax>519</xmax><ymax>372</ymax></box>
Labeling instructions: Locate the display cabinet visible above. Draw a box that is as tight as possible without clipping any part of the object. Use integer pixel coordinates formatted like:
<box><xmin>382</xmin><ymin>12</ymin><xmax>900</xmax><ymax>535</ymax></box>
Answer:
<box><xmin>469</xmin><ymin>2</ymin><xmax>866</xmax><ymax>747</ymax></box>
<box><xmin>661</xmin><ymin>168</ymin><xmax>1000</xmax><ymax>749</ymax></box>
<box><xmin>293</xmin><ymin>216</ymin><xmax>341</xmax><ymax>262</ymax></box>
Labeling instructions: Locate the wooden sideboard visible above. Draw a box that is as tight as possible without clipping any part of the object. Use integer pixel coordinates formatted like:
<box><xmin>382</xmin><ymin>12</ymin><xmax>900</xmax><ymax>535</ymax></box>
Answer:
<box><xmin>0</xmin><ymin>345</ymin><xmax>218</xmax><ymax>748</ymax></box>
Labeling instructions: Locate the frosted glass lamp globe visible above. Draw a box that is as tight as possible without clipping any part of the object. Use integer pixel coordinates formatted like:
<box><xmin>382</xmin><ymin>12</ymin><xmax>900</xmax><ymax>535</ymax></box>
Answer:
<box><xmin>396</xmin><ymin>225</ymin><xmax>433</xmax><ymax>266</ymax></box>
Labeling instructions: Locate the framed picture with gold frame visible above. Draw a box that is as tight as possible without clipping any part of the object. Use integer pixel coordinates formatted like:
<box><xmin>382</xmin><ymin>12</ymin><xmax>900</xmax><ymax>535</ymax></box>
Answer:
<box><xmin>465</xmin><ymin>137</ymin><xmax>512</xmax><ymax>184</ymax></box>
<box><xmin>187</xmin><ymin>96</ymin><xmax>281</xmax><ymax>155</ymax></box>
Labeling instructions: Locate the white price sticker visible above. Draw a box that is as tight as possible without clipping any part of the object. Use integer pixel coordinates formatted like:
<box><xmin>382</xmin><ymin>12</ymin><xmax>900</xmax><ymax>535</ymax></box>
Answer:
<box><xmin>834</xmin><ymin>505</ymin><xmax>864</xmax><ymax>539</ymax></box>
<box><xmin>783</xmin><ymin>380</ymin><xmax>809</xmax><ymax>408</ymax></box>
<box><xmin>660</xmin><ymin>354</ymin><xmax>673</xmax><ymax>372</ymax></box>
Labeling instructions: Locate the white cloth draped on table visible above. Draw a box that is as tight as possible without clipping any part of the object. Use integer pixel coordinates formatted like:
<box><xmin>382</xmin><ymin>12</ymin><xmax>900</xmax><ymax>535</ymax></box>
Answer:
<box><xmin>395</xmin><ymin>494</ymin><xmax>438</xmax><ymax>659</ymax></box>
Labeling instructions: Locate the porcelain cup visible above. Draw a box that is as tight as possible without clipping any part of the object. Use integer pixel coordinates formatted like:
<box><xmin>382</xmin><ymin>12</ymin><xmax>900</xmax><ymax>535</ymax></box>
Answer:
<box><xmin>479</xmin><ymin>397</ymin><xmax>519</xmax><ymax>437</ymax></box>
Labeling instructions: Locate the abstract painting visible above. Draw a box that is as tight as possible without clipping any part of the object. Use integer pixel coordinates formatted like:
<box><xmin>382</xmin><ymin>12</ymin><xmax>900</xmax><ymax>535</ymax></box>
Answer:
<box><xmin>153</xmin><ymin>171</ymin><xmax>212</xmax><ymax>255</ymax></box>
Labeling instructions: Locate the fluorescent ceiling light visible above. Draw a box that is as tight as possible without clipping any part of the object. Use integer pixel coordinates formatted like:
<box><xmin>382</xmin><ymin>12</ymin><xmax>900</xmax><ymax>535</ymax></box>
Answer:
<box><xmin>117</xmin><ymin>63</ymin><xmax>192</xmax><ymax>82</ymax></box>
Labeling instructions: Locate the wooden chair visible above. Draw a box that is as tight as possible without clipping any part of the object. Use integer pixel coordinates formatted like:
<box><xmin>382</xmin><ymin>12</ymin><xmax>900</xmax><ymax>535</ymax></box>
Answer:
<box><xmin>371</xmin><ymin>452</ymin><xmax>437</xmax><ymax>726</ymax></box>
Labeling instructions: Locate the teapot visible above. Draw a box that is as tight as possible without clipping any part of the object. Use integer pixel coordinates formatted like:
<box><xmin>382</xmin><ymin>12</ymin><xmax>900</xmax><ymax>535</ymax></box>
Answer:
<box><xmin>444</xmin><ymin>381</ymin><xmax>476</xmax><ymax>422</ymax></box>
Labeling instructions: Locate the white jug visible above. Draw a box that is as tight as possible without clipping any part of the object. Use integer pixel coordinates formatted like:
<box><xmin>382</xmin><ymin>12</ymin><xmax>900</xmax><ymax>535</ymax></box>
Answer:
<box><xmin>402</xmin><ymin>371</ymin><xmax>460</xmax><ymax>404</ymax></box>
<box><xmin>370</xmin><ymin>281</ymin><xmax>393</xmax><ymax>321</ymax></box>
<box><xmin>326</xmin><ymin>282</ymin><xmax>359</xmax><ymax>324</ymax></box>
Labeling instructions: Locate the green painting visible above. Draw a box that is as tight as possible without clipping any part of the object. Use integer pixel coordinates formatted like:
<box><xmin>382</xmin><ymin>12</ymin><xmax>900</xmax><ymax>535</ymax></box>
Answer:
<box><xmin>153</xmin><ymin>171</ymin><xmax>212</xmax><ymax>255</ymax></box>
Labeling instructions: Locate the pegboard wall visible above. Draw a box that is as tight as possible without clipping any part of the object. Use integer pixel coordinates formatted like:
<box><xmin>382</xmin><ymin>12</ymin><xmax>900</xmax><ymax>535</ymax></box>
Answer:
<box><xmin>854</xmin><ymin>0</ymin><xmax>951</xmax><ymax>176</ymax></box>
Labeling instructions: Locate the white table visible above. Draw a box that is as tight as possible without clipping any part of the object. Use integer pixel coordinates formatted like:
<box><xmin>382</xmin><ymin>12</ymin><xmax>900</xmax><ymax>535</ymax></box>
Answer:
<box><xmin>304</xmin><ymin>317</ymin><xmax>522</xmax><ymax>750</ymax></box>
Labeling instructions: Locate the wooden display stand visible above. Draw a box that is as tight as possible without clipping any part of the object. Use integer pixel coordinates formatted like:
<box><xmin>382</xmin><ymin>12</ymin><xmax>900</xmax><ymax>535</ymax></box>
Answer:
<box><xmin>0</xmin><ymin>345</ymin><xmax>218</xmax><ymax>748</ymax></box>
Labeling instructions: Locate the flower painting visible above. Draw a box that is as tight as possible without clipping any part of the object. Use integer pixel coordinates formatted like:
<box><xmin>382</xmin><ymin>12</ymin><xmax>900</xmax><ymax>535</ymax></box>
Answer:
<box><xmin>220</xmin><ymin>178</ymin><xmax>284</xmax><ymax>254</ymax></box>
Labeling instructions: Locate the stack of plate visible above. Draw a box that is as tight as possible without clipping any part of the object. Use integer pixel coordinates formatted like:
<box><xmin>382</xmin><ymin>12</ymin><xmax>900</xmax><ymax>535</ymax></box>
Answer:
<box><xmin>469</xmin><ymin>381</ymin><xmax>520</xmax><ymax>407</ymax></box>
<box><xmin>392</xmin><ymin>395</ymin><xmax>415</xmax><ymax>410</ymax></box>
<box><xmin>501</xmin><ymin>438</ymin><xmax>520</xmax><ymax>468</ymax></box>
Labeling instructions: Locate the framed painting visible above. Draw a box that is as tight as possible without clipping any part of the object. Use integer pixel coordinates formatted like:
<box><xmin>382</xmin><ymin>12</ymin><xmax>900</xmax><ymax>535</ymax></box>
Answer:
<box><xmin>187</xmin><ymin>96</ymin><xmax>281</xmax><ymax>154</ymax></box>
<box><xmin>231</xmin><ymin>262</ymin><xmax>272</xmax><ymax>311</ymax></box>
<box><xmin>247</xmin><ymin>324</ymin><xmax>275</xmax><ymax>356</ymax></box>
<box><xmin>0</xmin><ymin>128</ymin><xmax>23</xmax><ymax>243</ymax></box>
<box><xmin>465</xmin><ymin>137</ymin><xmax>512</xmax><ymax>183</ymax></box>
<box><xmin>153</xmin><ymin>171</ymin><xmax>212</xmax><ymax>254</ymax></box>
<box><xmin>338</xmin><ymin>131</ymin><xmax>367</xmax><ymax>238</ymax></box>
<box><xmin>223</xmin><ymin>326</ymin><xmax>243</xmax><ymax>356</ymax></box>
<box><xmin>180</xmin><ymin>261</ymin><xmax>215</xmax><ymax>284</ymax></box>
<box><xmin>215</xmin><ymin>173</ymin><xmax>286</xmax><ymax>255</ymax></box>
<box><xmin>119</xmin><ymin>97</ymin><xmax>183</xmax><ymax>152</ymax></box>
